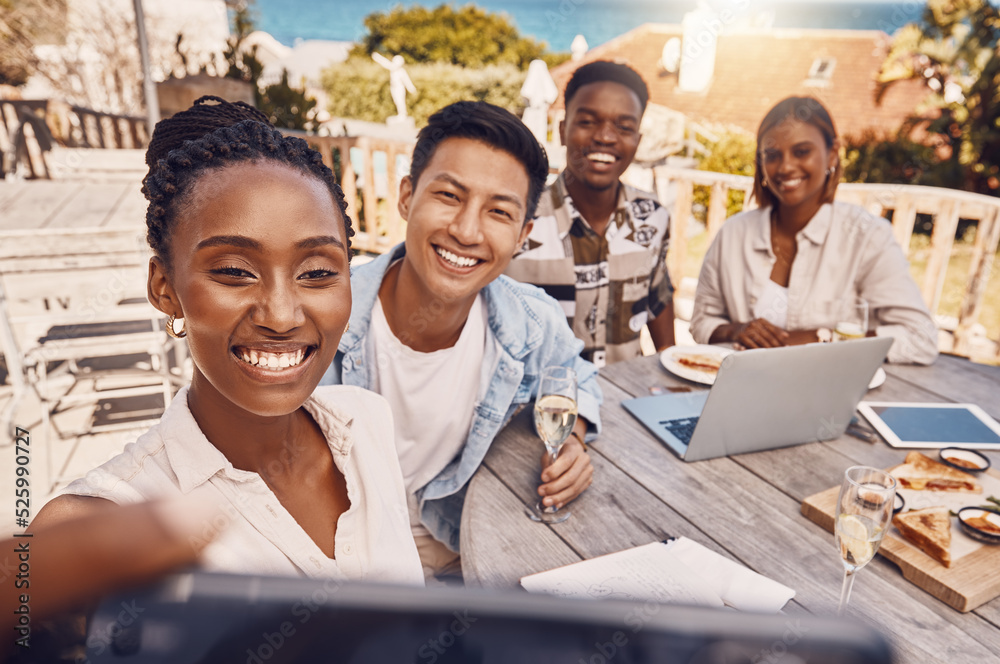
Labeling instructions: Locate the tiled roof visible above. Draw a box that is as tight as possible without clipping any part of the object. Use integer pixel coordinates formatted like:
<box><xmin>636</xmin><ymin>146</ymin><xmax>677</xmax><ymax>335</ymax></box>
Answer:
<box><xmin>550</xmin><ymin>24</ymin><xmax>930</xmax><ymax>139</ymax></box>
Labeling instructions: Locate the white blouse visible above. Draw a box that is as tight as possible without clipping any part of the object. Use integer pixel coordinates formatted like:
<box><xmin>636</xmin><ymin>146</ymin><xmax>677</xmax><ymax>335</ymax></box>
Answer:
<box><xmin>63</xmin><ymin>385</ymin><xmax>424</xmax><ymax>585</ymax></box>
<box><xmin>753</xmin><ymin>279</ymin><xmax>789</xmax><ymax>329</ymax></box>
<box><xmin>691</xmin><ymin>202</ymin><xmax>938</xmax><ymax>364</ymax></box>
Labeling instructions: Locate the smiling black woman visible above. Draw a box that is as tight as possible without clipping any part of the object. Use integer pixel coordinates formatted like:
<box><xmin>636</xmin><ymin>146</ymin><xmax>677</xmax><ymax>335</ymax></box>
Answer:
<box><xmin>30</xmin><ymin>97</ymin><xmax>423</xmax><ymax>584</ymax></box>
<box><xmin>691</xmin><ymin>96</ymin><xmax>938</xmax><ymax>365</ymax></box>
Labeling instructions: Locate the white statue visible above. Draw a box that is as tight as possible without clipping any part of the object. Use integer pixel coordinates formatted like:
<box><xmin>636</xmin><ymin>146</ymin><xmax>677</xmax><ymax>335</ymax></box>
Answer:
<box><xmin>520</xmin><ymin>59</ymin><xmax>558</xmax><ymax>144</ymax></box>
<box><xmin>571</xmin><ymin>34</ymin><xmax>589</xmax><ymax>61</ymax></box>
<box><xmin>372</xmin><ymin>52</ymin><xmax>416</xmax><ymax>119</ymax></box>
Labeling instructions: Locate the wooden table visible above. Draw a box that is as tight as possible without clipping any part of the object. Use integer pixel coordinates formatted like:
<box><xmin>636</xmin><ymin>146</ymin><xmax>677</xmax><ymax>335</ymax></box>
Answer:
<box><xmin>460</xmin><ymin>353</ymin><xmax>1000</xmax><ymax>663</ymax></box>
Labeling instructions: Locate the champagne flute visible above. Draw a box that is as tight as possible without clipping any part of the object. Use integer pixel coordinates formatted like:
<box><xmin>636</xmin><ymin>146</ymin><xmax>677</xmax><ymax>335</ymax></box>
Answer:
<box><xmin>834</xmin><ymin>466</ymin><xmax>896</xmax><ymax>615</ymax></box>
<box><xmin>834</xmin><ymin>297</ymin><xmax>869</xmax><ymax>341</ymax></box>
<box><xmin>529</xmin><ymin>366</ymin><xmax>578</xmax><ymax>524</ymax></box>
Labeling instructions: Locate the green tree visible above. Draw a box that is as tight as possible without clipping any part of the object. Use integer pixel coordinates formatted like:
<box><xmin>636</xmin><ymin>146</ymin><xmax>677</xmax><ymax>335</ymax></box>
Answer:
<box><xmin>322</xmin><ymin>59</ymin><xmax>525</xmax><ymax>127</ymax></box>
<box><xmin>695</xmin><ymin>128</ymin><xmax>756</xmax><ymax>218</ymax></box>
<box><xmin>262</xmin><ymin>69</ymin><xmax>318</xmax><ymax>131</ymax></box>
<box><xmin>840</xmin><ymin>129</ymin><xmax>943</xmax><ymax>187</ymax></box>
<box><xmin>876</xmin><ymin>0</ymin><xmax>1000</xmax><ymax>194</ymax></box>
<box><xmin>222</xmin><ymin>1</ymin><xmax>264</xmax><ymax>85</ymax></box>
<box><xmin>350</xmin><ymin>4</ymin><xmax>551</xmax><ymax>69</ymax></box>
<box><xmin>223</xmin><ymin>0</ymin><xmax>317</xmax><ymax>132</ymax></box>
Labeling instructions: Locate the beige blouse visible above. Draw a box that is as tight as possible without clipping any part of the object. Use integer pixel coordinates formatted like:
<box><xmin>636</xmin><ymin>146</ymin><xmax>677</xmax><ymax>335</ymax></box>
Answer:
<box><xmin>691</xmin><ymin>202</ymin><xmax>938</xmax><ymax>365</ymax></box>
<box><xmin>63</xmin><ymin>385</ymin><xmax>424</xmax><ymax>585</ymax></box>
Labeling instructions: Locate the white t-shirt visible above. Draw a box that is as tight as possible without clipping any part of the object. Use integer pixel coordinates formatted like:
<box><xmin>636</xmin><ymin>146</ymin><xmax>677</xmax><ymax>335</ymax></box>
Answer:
<box><xmin>753</xmin><ymin>279</ymin><xmax>789</xmax><ymax>329</ymax></box>
<box><xmin>370</xmin><ymin>293</ymin><xmax>487</xmax><ymax>537</ymax></box>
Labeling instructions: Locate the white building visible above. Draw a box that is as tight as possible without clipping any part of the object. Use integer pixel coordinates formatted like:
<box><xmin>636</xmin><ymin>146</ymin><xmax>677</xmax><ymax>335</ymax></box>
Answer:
<box><xmin>21</xmin><ymin>0</ymin><xmax>230</xmax><ymax>114</ymax></box>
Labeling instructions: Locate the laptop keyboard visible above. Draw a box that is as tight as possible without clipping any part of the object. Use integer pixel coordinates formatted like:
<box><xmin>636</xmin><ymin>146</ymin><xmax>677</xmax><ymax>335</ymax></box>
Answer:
<box><xmin>659</xmin><ymin>417</ymin><xmax>700</xmax><ymax>446</ymax></box>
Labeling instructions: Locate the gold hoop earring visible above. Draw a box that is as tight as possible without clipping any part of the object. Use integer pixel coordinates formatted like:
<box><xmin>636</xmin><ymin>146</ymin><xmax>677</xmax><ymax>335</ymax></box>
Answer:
<box><xmin>166</xmin><ymin>314</ymin><xmax>187</xmax><ymax>339</ymax></box>
<box><xmin>345</xmin><ymin>322</ymin><xmax>350</xmax><ymax>332</ymax></box>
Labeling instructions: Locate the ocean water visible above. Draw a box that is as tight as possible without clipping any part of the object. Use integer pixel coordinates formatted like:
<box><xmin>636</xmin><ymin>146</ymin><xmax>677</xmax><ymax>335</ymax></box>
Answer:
<box><xmin>254</xmin><ymin>0</ymin><xmax>927</xmax><ymax>51</ymax></box>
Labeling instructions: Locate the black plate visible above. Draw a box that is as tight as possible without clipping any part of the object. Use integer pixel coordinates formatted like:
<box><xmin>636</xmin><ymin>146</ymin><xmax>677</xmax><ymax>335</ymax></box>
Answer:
<box><xmin>939</xmin><ymin>447</ymin><xmax>991</xmax><ymax>473</ymax></box>
<box><xmin>957</xmin><ymin>507</ymin><xmax>1000</xmax><ymax>544</ymax></box>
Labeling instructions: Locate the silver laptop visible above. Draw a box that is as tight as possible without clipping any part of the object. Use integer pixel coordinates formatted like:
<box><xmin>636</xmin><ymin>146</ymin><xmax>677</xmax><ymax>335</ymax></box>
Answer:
<box><xmin>622</xmin><ymin>337</ymin><xmax>893</xmax><ymax>462</ymax></box>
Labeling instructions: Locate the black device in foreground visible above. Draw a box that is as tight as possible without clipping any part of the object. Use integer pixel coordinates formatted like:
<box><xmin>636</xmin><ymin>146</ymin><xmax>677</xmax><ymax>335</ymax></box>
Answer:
<box><xmin>85</xmin><ymin>572</ymin><xmax>893</xmax><ymax>664</ymax></box>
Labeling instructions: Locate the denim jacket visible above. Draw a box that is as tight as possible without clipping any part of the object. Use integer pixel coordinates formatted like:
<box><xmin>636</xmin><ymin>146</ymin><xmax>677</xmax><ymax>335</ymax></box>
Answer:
<box><xmin>321</xmin><ymin>244</ymin><xmax>603</xmax><ymax>551</ymax></box>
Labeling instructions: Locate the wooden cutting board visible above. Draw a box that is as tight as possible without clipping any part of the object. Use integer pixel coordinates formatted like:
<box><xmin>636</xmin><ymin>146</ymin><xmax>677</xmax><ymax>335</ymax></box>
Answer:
<box><xmin>801</xmin><ymin>468</ymin><xmax>1000</xmax><ymax>613</ymax></box>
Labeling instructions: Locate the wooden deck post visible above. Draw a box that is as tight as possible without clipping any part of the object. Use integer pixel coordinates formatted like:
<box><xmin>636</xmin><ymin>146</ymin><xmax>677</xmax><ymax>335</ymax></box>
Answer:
<box><xmin>706</xmin><ymin>180</ymin><xmax>728</xmax><ymax>243</ymax></box>
<box><xmin>339</xmin><ymin>143</ymin><xmax>360</xmax><ymax>237</ymax></box>
<box><xmin>954</xmin><ymin>205</ymin><xmax>1000</xmax><ymax>355</ymax></box>
<box><xmin>360</xmin><ymin>137</ymin><xmax>378</xmax><ymax>252</ymax></box>
<box><xmin>921</xmin><ymin>198</ymin><xmax>960</xmax><ymax>313</ymax></box>
<box><xmin>669</xmin><ymin>179</ymin><xmax>693</xmax><ymax>288</ymax></box>
<box><xmin>385</xmin><ymin>144</ymin><xmax>403</xmax><ymax>248</ymax></box>
<box><xmin>890</xmin><ymin>193</ymin><xmax>917</xmax><ymax>251</ymax></box>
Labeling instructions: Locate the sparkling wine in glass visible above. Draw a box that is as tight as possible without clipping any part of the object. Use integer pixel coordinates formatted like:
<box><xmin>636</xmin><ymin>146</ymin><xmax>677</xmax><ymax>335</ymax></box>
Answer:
<box><xmin>834</xmin><ymin>297</ymin><xmax>869</xmax><ymax>341</ymax></box>
<box><xmin>530</xmin><ymin>366</ymin><xmax>577</xmax><ymax>524</ymax></box>
<box><xmin>834</xmin><ymin>466</ymin><xmax>896</xmax><ymax>615</ymax></box>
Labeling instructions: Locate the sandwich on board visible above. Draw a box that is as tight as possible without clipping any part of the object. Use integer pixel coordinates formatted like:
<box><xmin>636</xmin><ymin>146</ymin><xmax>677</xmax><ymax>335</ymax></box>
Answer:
<box><xmin>889</xmin><ymin>451</ymin><xmax>982</xmax><ymax>493</ymax></box>
<box><xmin>887</xmin><ymin>452</ymin><xmax>984</xmax><ymax>568</ymax></box>
<box><xmin>892</xmin><ymin>506</ymin><xmax>953</xmax><ymax>567</ymax></box>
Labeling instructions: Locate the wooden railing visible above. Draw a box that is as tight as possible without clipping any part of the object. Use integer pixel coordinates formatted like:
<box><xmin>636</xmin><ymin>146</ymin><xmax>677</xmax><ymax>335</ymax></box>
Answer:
<box><xmin>0</xmin><ymin>103</ymin><xmax>410</xmax><ymax>247</ymax></box>
<box><xmin>0</xmin><ymin>99</ymin><xmax>148</xmax><ymax>179</ymax></box>
<box><xmin>282</xmin><ymin>130</ymin><xmax>415</xmax><ymax>255</ymax></box>
<box><xmin>0</xmin><ymin>100</ymin><xmax>52</xmax><ymax>179</ymax></box>
<box><xmin>0</xmin><ymin>99</ymin><xmax>148</xmax><ymax>150</ymax></box>
<box><xmin>652</xmin><ymin>166</ymin><xmax>1000</xmax><ymax>358</ymax></box>
<box><xmin>64</xmin><ymin>105</ymin><xmax>148</xmax><ymax>149</ymax></box>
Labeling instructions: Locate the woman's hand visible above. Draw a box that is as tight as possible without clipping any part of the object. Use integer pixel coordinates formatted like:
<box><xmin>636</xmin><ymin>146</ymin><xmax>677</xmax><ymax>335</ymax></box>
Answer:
<box><xmin>732</xmin><ymin>318</ymin><xmax>790</xmax><ymax>349</ymax></box>
<box><xmin>3</xmin><ymin>499</ymin><xmax>223</xmax><ymax>658</ymax></box>
<box><xmin>538</xmin><ymin>435</ymin><xmax>593</xmax><ymax>510</ymax></box>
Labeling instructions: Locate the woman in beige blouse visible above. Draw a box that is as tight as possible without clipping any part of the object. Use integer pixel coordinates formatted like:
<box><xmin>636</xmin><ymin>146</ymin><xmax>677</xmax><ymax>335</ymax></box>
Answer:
<box><xmin>690</xmin><ymin>96</ymin><xmax>937</xmax><ymax>365</ymax></box>
<box><xmin>30</xmin><ymin>98</ymin><xmax>424</xmax><ymax>584</ymax></box>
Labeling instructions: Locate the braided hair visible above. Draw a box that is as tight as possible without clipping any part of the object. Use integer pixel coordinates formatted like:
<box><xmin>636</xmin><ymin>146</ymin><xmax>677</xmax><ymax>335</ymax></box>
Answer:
<box><xmin>141</xmin><ymin>96</ymin><xmax>354</xmax><ymax>269</ymax></box>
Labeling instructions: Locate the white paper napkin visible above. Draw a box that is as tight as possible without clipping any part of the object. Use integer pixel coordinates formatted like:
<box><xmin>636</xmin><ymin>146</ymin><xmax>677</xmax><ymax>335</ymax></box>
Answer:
<box><xmin>664</xmin><ymin>537</ymin><xmax>795</xmax><ymax>612</ymax></box>
<box><xmin>520</xmin><ymin>538</ymin><xmax>796</xmax><ymax>613</ymax></box>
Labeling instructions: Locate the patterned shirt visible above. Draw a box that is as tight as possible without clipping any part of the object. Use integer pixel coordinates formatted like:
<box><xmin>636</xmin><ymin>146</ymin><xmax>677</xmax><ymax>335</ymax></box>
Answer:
<box><xmin>505</xmin><ymin>173</ymin><xmax>673</xmax><ymax>367</ymax></box>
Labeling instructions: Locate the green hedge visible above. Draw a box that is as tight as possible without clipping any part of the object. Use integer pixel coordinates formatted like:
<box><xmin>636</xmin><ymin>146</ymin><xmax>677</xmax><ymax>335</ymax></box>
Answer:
<box><xmin>695</xmin><ymin>128</ymin><xmax>757</xmax><ymax>220</ymax></box>
<box><xmin>321</xmin><ymin>58</ymin><xmax>525</xmax><ymax>127</ymax></box>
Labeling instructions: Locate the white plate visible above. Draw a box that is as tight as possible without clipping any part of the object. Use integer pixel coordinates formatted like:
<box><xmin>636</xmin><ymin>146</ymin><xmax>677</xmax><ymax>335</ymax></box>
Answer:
<box><xmin>868</xmin><ymin>367</ymin><xmax>887</xmax><ymax>390</ymax></box>
<box><xmin>659</xmin><ymin>345</ymin><xmax>735</xmax><ymax>385</ymax></box>
<box><xmin>659</xmin><ymin>347</ymin><xmax>886</xmax><ymax>388</ymax></box>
